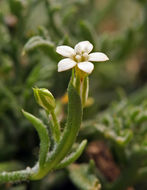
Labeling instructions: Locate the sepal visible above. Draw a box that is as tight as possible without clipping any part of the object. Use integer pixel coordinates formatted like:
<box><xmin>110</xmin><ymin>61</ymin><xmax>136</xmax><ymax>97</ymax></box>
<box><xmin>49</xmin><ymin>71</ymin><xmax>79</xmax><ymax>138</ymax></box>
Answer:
<box><xmin>33</xmin><ymin>88</ymin><xmax>56</xmax><ymax>112</ymax></box>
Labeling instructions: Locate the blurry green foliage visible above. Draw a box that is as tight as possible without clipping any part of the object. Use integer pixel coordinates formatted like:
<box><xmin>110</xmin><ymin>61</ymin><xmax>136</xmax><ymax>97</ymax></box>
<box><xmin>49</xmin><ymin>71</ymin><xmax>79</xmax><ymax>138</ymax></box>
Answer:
<box><xmin>81</xmin><ymin>96</ymin><xmax>147</xmax><ymax>189</ymax></box>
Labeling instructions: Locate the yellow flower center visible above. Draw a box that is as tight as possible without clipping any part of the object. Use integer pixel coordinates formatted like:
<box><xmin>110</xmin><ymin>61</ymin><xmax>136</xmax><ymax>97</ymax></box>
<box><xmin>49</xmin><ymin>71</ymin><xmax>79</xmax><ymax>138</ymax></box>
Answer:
<box><xmin>82</xmin><ymin>52</ymin><xmax>89</xmax><ymax>61</ymax></box>
<box><xmin>75</xmin><ymin>55</ymin><xmax>82</xmax><ymax>62</ymax></box>
<box><xmin>74</xmin><ymin>52</ymin><xmax>89</xmax><ymax>63</ymax></box>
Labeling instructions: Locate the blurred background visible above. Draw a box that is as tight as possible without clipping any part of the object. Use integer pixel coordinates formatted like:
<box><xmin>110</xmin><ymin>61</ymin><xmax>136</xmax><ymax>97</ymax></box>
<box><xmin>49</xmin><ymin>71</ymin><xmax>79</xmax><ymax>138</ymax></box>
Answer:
<box><xmin>0</xmin><ymin>0</ymin><xmax>147</xmax><ymax>189</ymax></box>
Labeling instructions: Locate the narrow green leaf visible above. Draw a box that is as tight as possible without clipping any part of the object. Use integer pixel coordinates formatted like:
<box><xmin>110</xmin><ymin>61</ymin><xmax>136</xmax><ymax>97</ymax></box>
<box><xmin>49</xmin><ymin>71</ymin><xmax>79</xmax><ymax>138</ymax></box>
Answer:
<box><xmin>68</xmin><ymin>163</ymin><xmax>101</xmax><ymax>190</ymax></box>
<box><xmin>23</xmin><ymin>36</ymin><xmax>59</xmax><ymax>61</ymax></box>
<box><xmin>82</xmin><ymin>123</ymin><xmax>133</xmax><ymax>147</ymax></box>
<box><xmin>22</xmin><ymin>110</ymin><xmax>49</xmax><ymax>167</ymax></box>
<box><xmin>56</xmin><ymin>140</ymin><xmax>87</xmax><ymax>169</ymax></box>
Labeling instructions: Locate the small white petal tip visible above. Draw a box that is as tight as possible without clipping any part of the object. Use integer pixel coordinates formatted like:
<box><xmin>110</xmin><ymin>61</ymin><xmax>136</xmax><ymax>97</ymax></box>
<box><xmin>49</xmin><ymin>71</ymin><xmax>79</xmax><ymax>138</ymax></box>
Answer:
<box><xmin>75</xmin><ymin>41</ymin><xmax>93</xmax><ymax>54</ymax></box>
<box><xmin>89</xmin><ymin>52</ymin><xmax>109</xmax><ymax>62</ymax></box>
<box><xmin>58</xmin><ymin>58</ymin><xmax>76</xmax><ymax>72</ymax></box>
<box><xmin>56</xmin><ymin>45</ymin><xmax>75</xmax><ymax>57</ymax></box>
<box><xmin>78</xmin><ymin>62</ymin><xmax>94</xmax><ymax>74</ymax></box>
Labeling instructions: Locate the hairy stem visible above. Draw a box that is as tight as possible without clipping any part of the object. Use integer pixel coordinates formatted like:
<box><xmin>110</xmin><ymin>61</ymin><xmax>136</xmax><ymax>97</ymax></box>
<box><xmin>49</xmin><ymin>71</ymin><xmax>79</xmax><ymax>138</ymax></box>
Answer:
<box><xmin>31</xmin><ymin>81</ymin><xmax>82</xmax><ymax>180</ymax></box>
<box><xmin>50</xmin><ymin>110</ymin><xmax>61</xmax><ymax>142</ymax></box>
<box><xmin>0</xmin><ymin>169</ymin><xmax>31</xmax><ymax>183</ymax></box>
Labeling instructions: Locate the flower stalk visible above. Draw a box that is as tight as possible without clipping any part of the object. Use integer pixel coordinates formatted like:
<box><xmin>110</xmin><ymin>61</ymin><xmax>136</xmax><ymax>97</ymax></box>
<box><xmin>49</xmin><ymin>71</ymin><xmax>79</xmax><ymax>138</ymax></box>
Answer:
<box><xmin>82</xmin><ymin>76</ymin><xmax>89</xmax><ymax>107</ymax></box>
<box><xmin>0</xmin><ymin>80</ymin><xmax>86</xmax><ymax>183</ymax></box>
<box><xmin>50</xmin><ymin>110</ymin><xmax>61</xmax><ymax>143</ymax></box>
<box><xmin>0</xmin><ymin>40</ymin><xmax>108</xmax><ymax>183</ymax></box>
<box><xmin>30</xmin><ymin>81</ymin><xmax>83</xmax><ymax>180</ymax></box>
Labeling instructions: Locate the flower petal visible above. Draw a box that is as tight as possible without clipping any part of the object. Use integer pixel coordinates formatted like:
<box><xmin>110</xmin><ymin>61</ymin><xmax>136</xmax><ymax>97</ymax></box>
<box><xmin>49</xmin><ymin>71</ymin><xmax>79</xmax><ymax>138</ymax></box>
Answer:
<box><xmin>75</xmin><ymin>41</ymin><xmax>93</xmax><ymax>54</ymax></box>
<box><xmin>56</xmin><ymin>45</ymin><xmax>75</xmax><ymax>57</ymax></box>
<box><xmin>89</xmin><ymin>52</ymin><xmax>109</xmax><ymax>62</ymax></box>
<box><xmin>77</xmin><ymin>62</ymin><xmax>94</xmax><ymax>74</ymax></box>
<box><xmin>58</xmin><ymin>58</ymin><xmax>77</xmax><ymax>72</ymax></box>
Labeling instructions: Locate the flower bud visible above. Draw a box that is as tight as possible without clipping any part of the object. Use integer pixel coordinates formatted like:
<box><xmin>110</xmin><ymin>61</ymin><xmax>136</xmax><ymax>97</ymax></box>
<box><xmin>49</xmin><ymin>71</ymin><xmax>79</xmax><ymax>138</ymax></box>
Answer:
<box><xmin>33</xmin><ymin>88</ymin><xmax>56</xmax><ymax>112</ymax></box>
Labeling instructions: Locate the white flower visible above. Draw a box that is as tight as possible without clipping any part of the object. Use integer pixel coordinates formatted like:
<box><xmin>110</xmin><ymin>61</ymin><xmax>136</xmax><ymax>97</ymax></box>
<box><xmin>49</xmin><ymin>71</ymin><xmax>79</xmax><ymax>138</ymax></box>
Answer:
<box><xmin>56</xmin><ymin>41</ymin><xmax>109</xmax><ymax>74</ymax></box>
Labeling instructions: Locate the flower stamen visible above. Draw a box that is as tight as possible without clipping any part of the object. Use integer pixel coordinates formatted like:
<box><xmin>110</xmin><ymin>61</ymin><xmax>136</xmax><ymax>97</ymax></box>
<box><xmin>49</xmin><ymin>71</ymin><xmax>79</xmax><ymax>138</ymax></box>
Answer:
<box><xmin>82</xmin><ymin>52</ymin><xmax>89</xmax><ymax>61</ymax></box>
<box><xmin>75</xmin><ymin>55</ymin><xmax>82</xmax><ymax>62</ymax></box>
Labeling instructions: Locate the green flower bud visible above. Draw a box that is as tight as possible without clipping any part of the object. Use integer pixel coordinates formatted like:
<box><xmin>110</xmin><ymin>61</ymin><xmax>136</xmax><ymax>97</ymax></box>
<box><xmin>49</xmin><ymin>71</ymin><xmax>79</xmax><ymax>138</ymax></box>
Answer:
<box><xmin>33</xmin><ymin>88</ymin><xmax>56</xmax><ymax>112</ymax></box>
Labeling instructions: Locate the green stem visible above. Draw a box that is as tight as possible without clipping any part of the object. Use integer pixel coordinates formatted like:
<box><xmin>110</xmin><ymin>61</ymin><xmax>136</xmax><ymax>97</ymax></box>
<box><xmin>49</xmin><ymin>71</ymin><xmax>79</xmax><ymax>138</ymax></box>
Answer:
<box><xmin>75</xmin><ymin>73</ymin><xmax>81</xmax><ymax>96</ymax></box>
<box><xmin>82</xmin><ymin>76</ymin><xmax>89</xmax><ymax>107</ymax></box>
<box><xmin>0</xmin><ymin>169</ymin><xmax>31</xmax><ymax>183</ymax></box>
<box><xmin>71</xmin><ymin>69</ymin><xmax>75</xmax><ymax>83</ymax></box>
<box><xmin>31</xmin><ymin>81</ymin><xmax>82</xmax><ymax>180</ymax></box>
<box><xmin>50</xmin><ymin>110</ymin><xmax>61</xmax><ymax>143</ymax></box>
<box><xmin>0</xmin><ymin>81</ymin><xmax>83</xmax><ymax>182</ymax></box>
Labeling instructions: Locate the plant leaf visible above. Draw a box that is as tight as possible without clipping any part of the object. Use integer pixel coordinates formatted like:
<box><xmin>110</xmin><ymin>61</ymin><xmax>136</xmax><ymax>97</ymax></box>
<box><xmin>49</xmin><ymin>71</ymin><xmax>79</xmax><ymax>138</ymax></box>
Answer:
<box><xmin>56</xmin><ymin>139</ymin><xmax>87</xmax><ymax>169</ymax></box>
<box><xmin>68</xmin><ymin>163</ymin><xmax>101</xmax><ymax>190</ymax></box>
<box><xmin>22</xmin><ymin>110</ymin><xmax>49</xmax><ymax>167</ymax></box>
<box><xmin>23</xmin><ymin>36</ymin><xmax>59</xmax><ymax>61</ymax></box>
